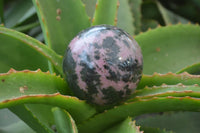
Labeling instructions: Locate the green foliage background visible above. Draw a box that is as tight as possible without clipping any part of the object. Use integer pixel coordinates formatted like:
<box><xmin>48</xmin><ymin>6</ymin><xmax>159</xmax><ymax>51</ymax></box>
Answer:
<box><xmin>0</xmin><ymin>0</ymin><xmax>200</xmax><ymax>133</ymax></box>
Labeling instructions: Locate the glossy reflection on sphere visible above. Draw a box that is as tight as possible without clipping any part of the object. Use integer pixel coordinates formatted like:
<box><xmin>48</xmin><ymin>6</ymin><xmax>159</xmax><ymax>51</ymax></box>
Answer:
<box><xmin>63</xmin><ymin>25</ymin><xmax>143</xmax><ymax>105</ymax></box>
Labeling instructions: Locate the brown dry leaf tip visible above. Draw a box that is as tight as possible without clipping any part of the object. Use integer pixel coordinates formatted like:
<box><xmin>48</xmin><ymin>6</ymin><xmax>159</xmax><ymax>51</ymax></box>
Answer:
<box><xmin>161</xmin><ymin>83</ymin><xmax>167</xmax><ymax>87</ymax></box>
<box><xmin>35</xmin><ymin>69</ymin><xmax>42</xmax><ymax>72</ymax></box>
<box><xmin>56</xmin><ymin>8</ymin><xmax>61</xmax><ymax>15</ymax></box>
<box><xmin>46</xmin><ymin>31</ymin><xmax>49</xmax><ymax>37</ymax></box>
<box><xmin>166</xmin><ymin>96</ymin><xmax>173</xmax><ymax>99</ymax></box>
<box><xmin>154</xmin><ymin>72</ymin><xmax>166</xmax><ymax>77</ymax></box>
<box><xmin>92</xmin><ymin>18</ymin><xmax>95</xmax><ymax>23</ymax></box>
<box><xmin>184</xmin><ymin>96</ymin><xmax>191</xmax><ymax>99</ymax></box>
<box><xmin>95</xmin><ymin>3</ymin><xmax>98</xmax><ymax>9</ymax></box>
<box><xmin>42</xmin><ymin>17</ymin><xmax>45</xmax><ymax>22</ymax></box>
<box><xmin>8</xmin><ymin>68</ymin><xmax>17</xmax><ymax>73</ymax></box>
<box><xmin>139</xmin><ymin>31</ymin><xmax>143</xmax><ymax>35</ymax></box>
<box><xmin>144</xmin><ymin>85</ymin><xmax>150</xmax><ymax>89</ymax></box>
<box><xmin>46</xmin><ymin>70</ymin><xmax>51</xmax><ymax>74</ymax></box>
<box><xmin>147</xmin><ymin>27</ymin><xmax>152</xmax><ymax>31</ymax></box>
<box><xmin>117</xmin><ymin>1</ymin><xmax>120</xmax><ymax>7</ymax></box>
<box><xmin>156</xmin><ymin>47</ymin><xmax>160</xmax><ymax>52</ymax></box>
<box><xmin>152</xmin><ymin>85</ymin><xmax>157</xmax><ymax>88</ymax></box>
<box><xmin>114</xmin><ymin>18</ymin><xmax>118</xmax><ymax>24</ymax></box>
<box><xmin>56</xmin><ymin>16</ymin><xmax>61</xmax><ymax>21</ymax></box>
<box><xmin>177</xmin><ymin>83</ymin><xmax>184</xmax><ymax>86</ymax></box>
<box><xmin>168</xmin><ymin>23</ymin><xmax>172</xmax><ymax>26</ymax></box>
<box><xmin>177</xmin><ymin>21</ymin><xmax>182</xmax><ymax>25</ymax></box>
<box><xmin>194</xmin><ymin>84</ymin><xmax>199</xmax><ymax>87</ymax></box>
<box><xmin>36</xmin><ymin>0</ymin><xmax>39</xmax><ymax>6</ymax></box>
<box><xmin>19</xmin><ymin>86</ymin><xmax>28</xmax><ymax>93</ymax></box>
<box><xmin>157</xmin><ymin>24</ymin><xmax>162</xmax><ymax>28</ymax></box>
<box><xmin>167</xmin><ymin>72</ymin><xmax>174</xmax><ymax>75</ymax></box>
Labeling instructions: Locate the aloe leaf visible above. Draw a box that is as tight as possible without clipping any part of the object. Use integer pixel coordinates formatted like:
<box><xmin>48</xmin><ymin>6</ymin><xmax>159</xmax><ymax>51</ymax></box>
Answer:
<box><xmin>0</xmin><ymin>94</ymin><xmax>96</xmax><ymax>124</ymax></box>
<box><xmin>129</xmin><ymin>0</ymin><xmax>142</xmax><ymax>34</ymax></box>
<box><xmin>141</xmin><ymin>19</ymin><xmax>159</xmax><ymax>31</ymax></box>
<box><xmin>104</xmin><ymin>117</ymin><xmax>142</xmax><ymax>133</ymax></box>
<box><xmin>25</xmin><ymin>104</ymin><xmax>57</xmax><ymax>128</ymax></box>
<box><xmin>129</xmin><ymin>84</ymin><xmax>200</xmax><ymax>102</ymax></box>
<box><xmin>156</xmin><ymin>1</ymin><xmax>190</xmax><ymax>25</ymax></box>
<box><xmin>0</xmin><ymin>121</ymin><xmax>35</xmax><ymax>133</ymax></box>
<box><xmin>0</xmin><ymin>69</ymin><xmax>70</xmax><ymax>99</ymax></box>
<box><xmin>9</xmin><ymin>105</ymin><xmax>54</xmax><ymax>133</ymax></box>
<box><xmin>92</xmin><ymin>0</ymin><xmax>118</xmax><ymax>26</ymax></box>
<box><xmin>81</xmin><ymin>0</ymin><xmax>97</xmax><ymax>19</ymax></box>
<box><xmin>32</xmin><ymin>0</ymin><xmax>90</xmax><ymax>55</ymax></box>
<box><xmin>0</xmin><ymin>27</ymin><xmax>63</xmax><ymax>74</ymax></box>
<box><xmin>4</xmin><ymin>0</ymin><xmax>36</xmax><ymax>28</ymax></box>
<box><xmin>177</xmin><ymin>63</ymin><xmax>200</xmax><ymax>75</ymax></box>
<box><xmin>52</xmin><ymin>107</ymin><xmax>78</xmax><ymax>133</ymax></box>
<box><xmin>137</xmin><ymin>112</ymin><xmax>200</xmax><ymax>133</ymax></box>
<box><xmin>135</xmin><ymin>24</ymin><xmax>200</xmax><ymax>74</ymax></box>
<box><xmin>141</xmin><ymin>1</ymin><xmax>164</xmax><ymax>25</ymax></box>
<box><xmin>78</xmin><ymin>97</ymin><xmax>200</xmax><ymax>133</ymax></box>
<box><xmin>1</xmin><ymin>70</ymin><xmax>66</xmax><ymax>131</ymax></box>
<box><xmin>117</xmin><ymin>0</ymin><xmax>134</xmax><ymax>35</ymax></box>
<box><xmin>138</xmin><ymin>72</ymin><xmax>200</xmax><ymax>89</ymax></box>
<box><xmin>13</xmin><ymin>21</ymin><xmax>40</xmax><ymax>32</ymax></box>
<box><xmin>0</xmin><ymin>70</ymin><xmax>95</xmax><ymax>123</ymax></box>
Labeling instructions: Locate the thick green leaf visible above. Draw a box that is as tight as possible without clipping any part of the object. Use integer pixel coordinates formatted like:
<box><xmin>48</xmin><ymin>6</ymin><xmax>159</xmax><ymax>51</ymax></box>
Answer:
<box><xmin>0</xmin><ymin>26</ymin><xmax>63</xmax><ymax>74</ymax></box>
<box><xmin>138</xmin><ymin>72</ymin><xmax>200</xmax><ymax>89</ymax></box>
<box><xmin>104</xmin><ymin>117</ymin><xmax>142</xmax><ymax>133</ymax></box>
<box><xmin>141</xmin><ymin>19</ymin><xmax>159</xmax><ymax>32</ymax></box>
<box><xmin>24</xmin><ymin>104</ymin><xmax>56</xmax><ymax>130</ymax></box>
<box><xmin>177</xmin><ymin>63</ymin><xmax>200</xmax><ymax>75</ymax></box>
<box><xmin>156</xmin><ymin>1</ymin><xmax>190</xmax><ymax>25</ymax></box>
<box><xmin>0</xmin><ymin>121</ymin><xmax>35</xmax><ymax>133</ymax></box>
<box><xmin>117</xmin><ymin>0</ymin><xmax>134</xmax><ymax>35</ymax></box>
<box><xmin>32</xmin><ymin>0</ymin><xmax>91</xmax><ymax>55</ymax></box>
<box><xmin>0</xmin><ymin>69</ymin><xmax>71</xmax><ymax>131</ymax></box>
<box><xmin>0</xmin><ymin>94</ymin><xmax>96</xmax><ymax>124</ymax></box>
<box><xmin>135</xmin><ymin>24</ymin><xmax>200</xmax><ymax>74</ymax></box>
<box><xmin>5</xmin><ymin>0</ymin><xmax>36</xmax><ymax>28</ymax></box>
<box><xmin>52</xmin><ymin>107</ymin><xmax>78</xmax><ymax>133</ymax></box>
<box><xmin>129</xmin><ymin>0</ymin><xmax>142</xmax><ymax>34</ymax></box>
<box><xmin>137</xmin><ymin>112</ymin><xmax>200</xmax><ymax>133</ymax></box>
<box><xmin>0</xmin><ymin>70</ymin><xmax>96</xmax><ymax>123</ymax></box>
<box><xmin>9</xmin><ymin>105</ymin><xmax>53</xmax><ymax>133</ymax></box>
<box><xmin>0</xmin><ymin>69</ymin><xmax>70</xmax><ymax>100</ymax></box>
<box><xmin>81</xmin><ymin>0</ymin><xmax>97</xmax><ymax>19</ymax></box>
<box><xmin>129</xmin><ymin>84</ymin><xmax>200</xmax><ymax>102</ymax></box>
<box><xmin>13</xmin><ymin>21</ymin><xmax>40</xmax><ymax>32</ymax></box>
<box><xmin>92</xmin><ymin>0</ymin><xmax>118</xmax><ymax>26</ymax></box>
<box><xmin>78</xmin><ymin>96</ymin><xmax>200</xmax><ymax>133</ymax></box>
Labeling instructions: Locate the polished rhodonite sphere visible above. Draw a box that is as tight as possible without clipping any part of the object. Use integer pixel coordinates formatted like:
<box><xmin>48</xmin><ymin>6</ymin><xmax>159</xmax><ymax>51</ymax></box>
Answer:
<box><xmin>63</xmin><ymin>25</ymin><xmax>143</xmax><ymax>105</ymax></box>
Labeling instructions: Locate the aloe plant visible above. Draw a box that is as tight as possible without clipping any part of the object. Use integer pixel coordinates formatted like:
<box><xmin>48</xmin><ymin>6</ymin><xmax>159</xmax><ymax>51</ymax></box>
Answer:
<box><xmin>0</xmin><ymin>0</ymin><xmax>200</xmax><ymax>133</ymax></box>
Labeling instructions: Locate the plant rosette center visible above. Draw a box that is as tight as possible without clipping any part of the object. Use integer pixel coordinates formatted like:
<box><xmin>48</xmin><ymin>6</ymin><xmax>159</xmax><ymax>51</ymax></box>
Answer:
<box><xmin>63</xmin><ymin>25</ymin><xmax>143</xmax><ymax>106</ymax></box>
